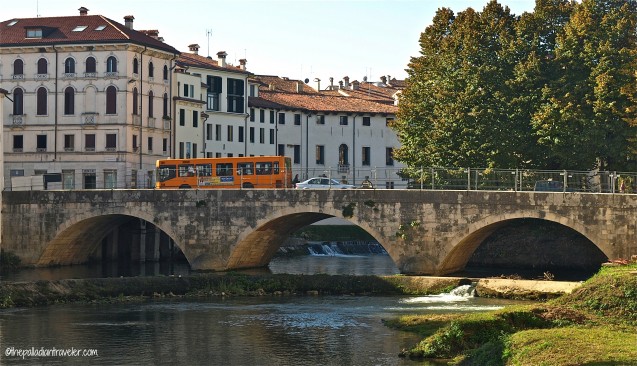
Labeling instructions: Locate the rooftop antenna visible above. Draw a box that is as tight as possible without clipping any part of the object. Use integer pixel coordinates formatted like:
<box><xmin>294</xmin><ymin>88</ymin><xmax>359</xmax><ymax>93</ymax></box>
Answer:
<box><xmin>37</xmin><ymin>0</ymin><xmax>40</xmax><ymax>17</ymax></box>
<box><xmin>206</xmin><ymin>29</ymin><xmax>213</xmax><ymax>57</ymax></box>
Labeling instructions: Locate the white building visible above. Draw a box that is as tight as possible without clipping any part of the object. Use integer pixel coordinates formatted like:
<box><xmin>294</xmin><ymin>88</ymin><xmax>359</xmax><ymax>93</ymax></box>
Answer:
<box><xmin>0</xmin><ymin>7</ymin><xmax>179</xmax><ymax>189</ymax></box>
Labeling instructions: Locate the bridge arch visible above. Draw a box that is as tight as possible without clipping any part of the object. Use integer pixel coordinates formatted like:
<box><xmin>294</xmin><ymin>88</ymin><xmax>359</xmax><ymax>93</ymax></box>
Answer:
<box><xmin>36</xmin><ymin>210</ymin><xmax>184</xmax><ymax>267</ymax></box>
<box><xmin>436</xmin><ymin>210</ymin><xmax>608</xmax><ymax>275</ymax></box>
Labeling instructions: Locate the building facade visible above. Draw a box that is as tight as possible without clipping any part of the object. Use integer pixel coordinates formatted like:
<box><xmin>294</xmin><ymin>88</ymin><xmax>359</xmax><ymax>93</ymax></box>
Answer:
<box><xmin>0</xmin><ymin>7</ymin><xmax>179</xmax><ymax>189</ymax></box>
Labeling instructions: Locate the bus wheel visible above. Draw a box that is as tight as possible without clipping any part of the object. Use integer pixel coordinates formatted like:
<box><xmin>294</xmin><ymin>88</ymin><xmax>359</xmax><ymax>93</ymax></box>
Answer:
<box><xmin>242</xmin><ymin>182</ymin><xmax>254</xmax><ymax>189</ymax></box>
<box><xmin>179</xmin><ymin>184</ymin><xmax>191</xmax><ymax>189</ymax></box>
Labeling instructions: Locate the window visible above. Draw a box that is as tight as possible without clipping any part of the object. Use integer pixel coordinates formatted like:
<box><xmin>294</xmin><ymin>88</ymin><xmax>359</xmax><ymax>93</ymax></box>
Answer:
<box><xmin>13</xmin><ymin>59</ymin><xmax>23</xmax><ymax>75</ymax></box>
<box><xmin>227</xmin><ymin>125</ymin><xmax>234</xmax><ymax>141</ymax></box>
<box><xmin>132</xmin><ymin>88</ymin><xmax>138</xmax><ymax>115</ymax></box>
<box><xmin>163</xmin><ymin>65</ymin><xmax>168</xmax><ymax>81</ymax></box>
<box><xmin>183</xmin><ymin>83</ymin><xmax>189</xmax><ymax>97</ymax></box>
<box><xmin>64</xmin><ymin>134</ymin><xmax>74</xmax><ymax>151</ymax></box>
<box><xmin>106</xmin><ymin>56</ymin><xmax>117</xmax><ymax>72</ymax></box>
<box><xmin>148</xmin><ymin>61</ymin><xmax>154</xmax><ymax>78</ymax></box>
<box><xmin>278</xmin><ymin>113</ymin><xmax>285</xmax><ymax>124</ymax></box>
<box><xmin>294</xmin><ymin>114</ymin><xmax>301</xmax><ymax>125</ymax></box>
<box><xmin>163</xmin><ymin>138</ymin><xmax>168</xmax><ymax>153</ymax></box>
<box><xmin>63</xmin><ymin>170</ymin><xmax>75</xmax><ymax>189</ymax></box>
<box><xmin>278</xmin><ymin>144</ymin><xmax>285</xmax><ymax>156</ymax></box>
<box><xmin>206</xmin><ymin>76</ymin><xmax>222</xmax><ymax>111</ymax></box>
<box><xmin>249</xmin><ymin>127</ymin><xmax>255</xmax><ymax>143</ymax></box>
<box><xmin>72</xmin><ymin>25</ymin><xmax>87</xmax><ymax>32</ymax></box>
<box><xmin>26</xmin><ymin>28</ymin><xmax>42</xmax><ymax>38</ymax></box>
<box><xmin>259</xmin><ymin>128</ymin><xmax>265</xmax><ymax>144</ymax></box>
<box><xmin>317</xmin><ymin>115</ymin><xmax>325</xmax><ymax>125</ymax></box>
<box><xmin>386</xmin><ymin>147</ymin><xmax>394</xmax><ymax>166</ymax></box>
<box><xmin>13</xmin><ymin>135</ymin><xmax>23</xmax><ymax>151</ymax></box>
<box><xmin>133</xmin><ymin>58</ymin><xmax>139</xmax><ymax>74</ymax></box>
<box><xmin>106</xmin><ymin>86</ymin><xmax>117</xmax><ymax>114</ymax></box>
<box><xmin>36</xmin><ymin>135</ymin><xmax>47</xmax><ymax>151</ymax></box>
<box><xmin>192</xmin><ymin>110</ymin><xmax>198</xmax><ymax>128</ymax></box>
<box><xmin>37</xmin><ymin>58</ymin><xmax>47</xmax><ymax>74</ymax></box>
<box><xmin>215</xmin><ymin>125</ymin><xmax>222</xmax><ymax>141</ymax></box>
<box><xmin>316</xmin><ymin>145</ymin><xmax>325</xmax><ymax>165</ymax></box>
<box><xmin>227</xmin><ymin>78</ymin><xmax>245</xmax><ymax>113</ymax></box>
<box><xmin>148</xmin><ymin>137</ymin><xmax>153</xmax><ymax>152</ymax></box>
<box><xmin>148</xmin><ymin>91</ymin><xmax>154</xmax><ymax>117</ymax></box>
<box><xmin>270</xmin><ymin>110</ymin><xmax>275</xmax><ymax>124</ymax></box>
<box><xmin>363</xmin><ymin>116</ymin><xmax>371</xmax><ymax>126</ymax></box>
<box><xmin>132</xmin><ymin>135</ymin><xmax>138</xmax><ymax>151</ymax></box>
<box><xmin>106</xmin><ymin>133</ymin><xmax>117</xmax><ymax>150</ymax></box>
<box><xmin>362</xmin><ymin>146</ymin><xmax>371</xmax><ymax>166</ymax></box>
<box><xmin>64</xmin><ymin>87</ymin><xmax>74</xmax><ymax>115</ymax></box>
<box><xmin>293</xmin><ymin>145</ymin><xmax>301</xmax><ymax>164</ymax></box>
<box><xmin>238</xmin><ymin>126</ymin><xmax>244</xmax><ymax>142</ymax></box>
<box><xmin>85</xmin><ymin>134</ymin><xmax>96</xmax><ymax>151</ymax></box>
<box><xmin>206</xmin><ymin>124</ymin><xmax>213</xmax><ymax>140</ymax></box>
<box><xmin>192</xmin><ymin>143</ymin><xmax>198</xmax><ymax>158</ymax></box>
<box><xmin>249</xmin><ymin>84</ymin><xmax>255</xmax><ymax>96</ymax></box>
<box><xmin>12</xmin><ymin>88</ymin><xmax>23</xmax><ymax>115</ymax></box>
<box><xmin>250</xmin><ymin>108</ymin><xmax>255</xmax><ymax>122</ymax></box>
<box><xmin>37</xmin><ymin>87</ymin><xmax>47</xmax><ymax>115</ymax></box>
<box><xmin>64</xmin><ymin>58</ymin><xmax>75</xmax><ymax>74</ymax></box>
<box><xmin>179</xmin><ymin>142</ymin><xmax>184</xmax><ymax>159</ymax></box>
<box><xmin>340</xmin><ymin>116</ymin><xmax>348</xmax><ymax>125</ymax></box>
<box><xmin>260</xmin><ymin>110</ymin><xmax>265</xmax><ymax>123</ymax></box>
<box><xmin>85</xmin><ymin>56</ymin><xmax>96</xmax><ymax>73</ymax></box>
<box><xmin>95</xmin><ymin>25</ymin><xmax>106</xmax><ymax>31</ymax></box>
<box><xmin>179</xmin><ymin>109</ymin><xmax>185</xmax><ymax>126</ymax></box>
<box><xmin>163</xmin><ymin>93</ymin><xmax>169</xmax><ymax>117</ymax></box>
<box><xmin>269</xmin><ymin>129</ymin><xmax>274</xmax><ymax>144</ymax></box>
<box><xmin>216</xmin><ymin>163</ymin><xmax>233</xmax><ymax>176</ymax></box>
<box><xmin>104</xmin><ymin>170</ymin><xmax>116</xmax><ymax>189</ymax></box>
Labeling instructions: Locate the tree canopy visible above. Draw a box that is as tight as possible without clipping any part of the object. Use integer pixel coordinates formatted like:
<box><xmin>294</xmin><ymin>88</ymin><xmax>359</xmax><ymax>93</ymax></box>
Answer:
<box><xmin>394</xmin><ymin>0</ymin><xmax>637</xmax><ymax>172</ymax></box>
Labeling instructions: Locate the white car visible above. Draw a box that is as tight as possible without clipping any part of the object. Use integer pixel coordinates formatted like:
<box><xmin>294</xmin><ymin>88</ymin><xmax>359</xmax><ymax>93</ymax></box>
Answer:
<box><xmin>295</xmin><ymin>177</ymin><xmax>355</xmax><ymax>189</ymax></box>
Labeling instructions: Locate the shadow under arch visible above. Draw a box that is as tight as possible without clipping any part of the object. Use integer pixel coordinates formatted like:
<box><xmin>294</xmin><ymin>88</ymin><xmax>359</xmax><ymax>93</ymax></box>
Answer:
<box><xmin>225</xmin><ymin>208</ymin><xmax>391</xmax><ymax>270</ymax></box>
<box><xmin>36</xmin><ymin>213</ymin><xmax>185</xmax><ymax>267</ymax></box>
<box><xmin>436</xmin><ymin>211</ymin><xmax>607</xmax><ymax>275</ymax></box>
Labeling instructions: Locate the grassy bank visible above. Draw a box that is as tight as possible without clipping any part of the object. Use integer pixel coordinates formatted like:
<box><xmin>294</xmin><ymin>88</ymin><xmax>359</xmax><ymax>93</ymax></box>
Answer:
<box><xmin>388</xmin><ymin>263</ymin><xmax>637</xmax><ymax>365</ymax></box>
<box><xmin>0</xmin><ymin>273</ymin><xmax>464</xmax><ymax>309</ymax></box>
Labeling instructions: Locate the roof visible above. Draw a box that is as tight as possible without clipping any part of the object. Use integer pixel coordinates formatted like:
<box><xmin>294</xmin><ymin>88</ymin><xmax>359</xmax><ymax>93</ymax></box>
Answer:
<box><xmin>175</xmin><ymin>52</ymin><xmax>251</xmax><ymax>75</ymax></box>
<box><xmin>253</xmin><ymin>90</ymin><xmax>397</xmax><ymax>114</ymax></box>
<box><xmin>253</xmin><ymin>75</ymin><xmax>318</xmax><ymax>94</ymax></box>
<box><xmin>0</xmin><ymin>14</ymin><xmax>179</xmax><ymax>54</ymax></box>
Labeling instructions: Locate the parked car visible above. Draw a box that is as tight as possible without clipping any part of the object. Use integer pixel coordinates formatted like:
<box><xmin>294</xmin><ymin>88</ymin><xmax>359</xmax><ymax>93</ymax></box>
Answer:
<box><xmin>534</xmin><ymin>180</ymin><xmax>564</xmax><ymax>192</ymax></box>
<box><xmin>295</xmin><ymin>177</ymin><xmax>355</xmax><ymax>189</ymax></box>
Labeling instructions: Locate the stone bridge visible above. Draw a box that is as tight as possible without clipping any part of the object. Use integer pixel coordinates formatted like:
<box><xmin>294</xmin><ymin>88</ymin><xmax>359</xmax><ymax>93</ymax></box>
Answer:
<box><xmin>2</xmin><ymin>189</ymin><xmax>635</xmax><ymax>275</ymax></box>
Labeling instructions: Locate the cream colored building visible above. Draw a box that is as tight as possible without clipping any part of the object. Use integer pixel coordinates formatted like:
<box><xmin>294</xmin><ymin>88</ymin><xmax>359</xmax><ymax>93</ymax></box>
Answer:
<box><xmin>0</xmin><ymin>7</ymin><xmax>179</xmax><ymax>189</ymax></box>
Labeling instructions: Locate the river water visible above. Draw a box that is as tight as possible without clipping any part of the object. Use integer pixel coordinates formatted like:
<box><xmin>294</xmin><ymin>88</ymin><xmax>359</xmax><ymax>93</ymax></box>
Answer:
<box><xmin>0</xmin><ymin>255</ymin><xmax>526</xmax><ymax>365</ymax></box>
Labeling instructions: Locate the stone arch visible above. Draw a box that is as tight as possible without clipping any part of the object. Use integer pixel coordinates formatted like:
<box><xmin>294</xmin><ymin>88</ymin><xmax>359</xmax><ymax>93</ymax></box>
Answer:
<box><xmin>436</xmin><ymin>210</ymin><xmax>606</xmax><ymax>275</ymax></box>
<box><xmin>36</xmin><ymin>210</ymin><xmax>186</xmax><ymax>267</ymax></box>
<box><xmin>224</xmin><ymin>205</ymin><xmax>392</xmax><ymax>270</ymax></box>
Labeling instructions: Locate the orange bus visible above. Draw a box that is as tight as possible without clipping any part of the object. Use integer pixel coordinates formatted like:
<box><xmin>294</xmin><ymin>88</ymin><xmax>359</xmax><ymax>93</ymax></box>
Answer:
<box><xmin>156</xmin><ymin>156</ymin><xmax>293</xmax><ymax>189</ymax></box>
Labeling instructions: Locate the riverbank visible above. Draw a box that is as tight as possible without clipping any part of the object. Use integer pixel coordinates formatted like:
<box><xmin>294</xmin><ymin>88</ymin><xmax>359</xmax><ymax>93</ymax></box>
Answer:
<box><xmin>387</xmin><ymin>262</ymin><xmax>637</xmax><ymax>365</ymax></box>
<box><xmin>0</xmin><ymin>272</ymin><xmax>578</xmax><ymax>309</ymax></box>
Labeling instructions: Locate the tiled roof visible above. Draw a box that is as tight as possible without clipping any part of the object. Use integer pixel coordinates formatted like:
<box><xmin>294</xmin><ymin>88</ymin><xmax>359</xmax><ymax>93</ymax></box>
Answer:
<box><xmin>253</xmin><ymin>75</ymin><xmax>318</xmax><ymax>94</ymax></box>
<box><xmin>176</xmin><ymin>53</ymin><xmax>252</xmax><ymax>75</ymax></box>
<box><xmin>338</xmin><ymin>82</ymin><xmax>398</xmax><ymax>104</ymax></box>
<box><xmin>256</xmin><ymin>90</ymin><xmax>397</xmax><ymax>114</ymax></box>
<box><xmin>249</xmin><ymin>96</ymin><xmax>287</xmax><ymax>110</ymax></box>
<box><xmin>0</xmin><ymin>15</ymin><xmax>179</xmax><ymax>54</ymax></box>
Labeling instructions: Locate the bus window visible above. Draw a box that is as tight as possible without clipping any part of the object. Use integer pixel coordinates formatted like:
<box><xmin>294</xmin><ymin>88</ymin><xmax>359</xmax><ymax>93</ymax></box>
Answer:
<box><xmin>216</xmin><ymin>163</ymin><xmax>233</xmax><ymax>176</ymax></box>
<box><xmin>157</xmin><ymin>165</ymin><xmax>176</xmax><ymax>182</ymax></box>
<box><xmin>238</xmin><ymin>162</ymin><xmax>254</xmax><ymax>175</ymax></box>
<box><xmin>273</xmin><ymin>162</ymin><xmax>280</xmax><ymax>174</ymax></box>
<box><xmin>197</xmin><ymin>164</ymin><xmax>212</xmax><ymax>177</ymax></box>
<box><xmin>256</xmin><ymin>162</ymin><xmax>273</xmax><ymax>175</ymax></box>
<box><xmin>179</xmin><ymin>164</ymin><xmax>195</xmax><ymax>177</ymax></box>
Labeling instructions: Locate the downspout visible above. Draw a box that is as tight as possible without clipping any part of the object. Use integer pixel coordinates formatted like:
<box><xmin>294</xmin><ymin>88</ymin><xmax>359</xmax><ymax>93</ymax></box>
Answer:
<box><xmin>139</xmin><ymin>46</ymin><xmax>147</xmax><ymax>187</ymax></box>
<box><xmin>169</xmin><ymin>54</ymin><xmax>177</xmax><ymax>158</ymax></box>
<box><xmin>244</xmin><ymin>113</ymin><xmax>249</xmax><ymax>156</ymax></box>
<box><xmin>53</xmin><ymin>45</ymin><xmax>59</xmax><ymax>161</ymax></box>
<box><xmin>305</xmin><ymin>110</ymin><xmax>310</xmax><ymax>179</ymax></box>
<box><xmin>352</xmin><ymin>114</ymin><xmax>356</xmax><ymax>185</ymax></box>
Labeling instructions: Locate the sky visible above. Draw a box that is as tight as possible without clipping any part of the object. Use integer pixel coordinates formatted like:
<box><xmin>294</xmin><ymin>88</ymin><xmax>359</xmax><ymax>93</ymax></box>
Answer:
<box><xmin>3</xmin><ymin>0</ymin><xmax>537</xmax><ymax>85</ymax></box>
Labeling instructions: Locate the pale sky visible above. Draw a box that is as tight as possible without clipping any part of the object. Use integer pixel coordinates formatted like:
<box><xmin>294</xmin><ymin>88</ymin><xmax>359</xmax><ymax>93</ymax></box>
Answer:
<box><xmin>2</xmin><ymin>0</ymin><xmax>537</xmax><ymax>84</ymax></box>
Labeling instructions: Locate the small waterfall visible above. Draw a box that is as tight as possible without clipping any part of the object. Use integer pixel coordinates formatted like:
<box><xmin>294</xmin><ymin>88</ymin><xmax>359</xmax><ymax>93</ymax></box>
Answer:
<box><xmin>401</xmin><ymin>283</ymin><xmax>478</xmax><ymax>304</ymax></box>
<box><xmin>306</xmin><ymin>241</ymin><xmax>386</xmax><ymax>256</ymax></box>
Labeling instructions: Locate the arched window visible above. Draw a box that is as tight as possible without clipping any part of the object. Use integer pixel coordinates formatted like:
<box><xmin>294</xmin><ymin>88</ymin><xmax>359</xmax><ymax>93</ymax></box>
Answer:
<box><xmin>106</xmin><ymin>86</ymin><xmax>117</xmax><ymax>114</ymax></box>
<box><xmin>106</xmin><ymin>56</ymin><xmax>117</xmax><ymax>72</ymax></box>
<box><xmin>37</xmin><ymin>87</ymin><xmax>47</xmax><ymax>115</ymax></box>
<box><xmin>148</xmin><ymin>61</ymin><xmax>154</xmax><ymax>78</ymax></box>
<box><xmin>13</xmin><ymin>59</ymin><xmax>24</xmax><ymax>75</ymax></box>
<box><xmin>338</xmin><ymin>144</ymin><xmax>349</xmax><ymax>165</ymax></box>
<box><xmin>133</xmin><ymin>58</ymin><xmax>139</xmax><ymax>74</ymax></box>
<box><xmin>148</xmin><ymin>90</ymin><xmax>154</xmax><ymax>117</ymax></box>
<box><xmin>132</xmin><ymin>87</ymin><xmax>138</xmax><ymax>115</ymax></box>
<box><xmin>163</xmin><ymin>93</ymin><xmax>169</xmax><ymax>117</ymax></box>
<box><xmin>163</xmin><ymin>65</ymin><xmax>168</xmax><ymax>81</ymax></box>
<box><xmin>64</xmin><ymin>58</ymin><xmax>75</xmax><ymax>74</ymax></box>
<box><xmin>12</xmin><ymin>88</ymin><xmax>24</xmax><ymax>115</ymax></box>
<box><xmin>85</xmin><ymin>56</ymin><xmax>96</xmax><ymax>73</ymax></box>
<box><xmin>37</xmin><ymin>58</ymin><xmax>48</xmax><ymax>74</ymax></box>
<box><xmin>64</xmin><ymin>87</ymin><xmax>75</xmax><ymax>115</ymax></box>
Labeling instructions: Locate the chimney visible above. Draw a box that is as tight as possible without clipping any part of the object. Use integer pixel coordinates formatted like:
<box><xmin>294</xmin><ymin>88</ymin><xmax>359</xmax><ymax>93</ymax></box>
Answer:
<box><xmin>188</xmin><ymin>44</ymin><xmax>200</xmax><ymax>55</ymax></box>
<box><xmin>351</xmin><ymin>80</ymin><xmax>359</xmax><ymax>90</ymax></box>
<box><xmin>338</xmin><ymin>80</ymin><xmax>344</xmax><ymax>89</ymax></box>
<box><xmin>329</xmin><ymin>77</ymin><xmax>334</xmax><ymax>90</ymax></box>
<box><xmin>142</xmin><ymin>30</ymin><xmax>160</xmax><ymax>40</ymax></box>
<box><xmin>314</xmin><ymin>78</ymin><xmax>321</xmax><ymax>91</ymax></box>
<box><xmin>79</xmin><ymin>7</ymin><xmax>89</xmax><ymax>16</ymax></box>
<box><xmin>343</xmin><ymin>76</ymin><xmax>350</xmax><ymax>89</ymax></box>
<box><xmin>239</xmin><ymin>58</ymin><xmax>247</xmax><ymax>70</ymax></box>
<box><xmin>387</xmin><ymin>75</ymin><xmax>391</xmax><ymax>86</ymax></box>
<box><xmin>124</xmin><ymin>15</ymin><xmax>134</xmax><ymax>29</ymax></box>
<box><xmin>217</xmin><ymin>51</ymin><xmax>227</xmax><ymax>67</ymax></box>
<box><xmin>296</xmin><ymin>81</ymin><xmax>303</xmax><ymax>93</ymax></box>
<box><xmin>380</xmin><ymin>75</ymin><xmax>387</xmax><ymax>84</ymax></box>
<box><xmin>269</xmin><ymin>84</ymin><xmax>275</xmax><ymax>91</ymax></box>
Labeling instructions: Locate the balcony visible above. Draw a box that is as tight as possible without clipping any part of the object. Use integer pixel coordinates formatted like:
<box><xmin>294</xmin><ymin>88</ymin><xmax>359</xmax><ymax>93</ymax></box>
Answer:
<box><xmin>35</xmin><ymin>73</ymin><xmax>49</xmax><ymax>80</ymax></box>
<box><xmin>11</xmin><ymin>115</ymin><xmax>24</xmax><ymax>126</ymax></box>
<box><xmin>163</xmin><ymin>117</ymin><xmax>171</xmax><ymax>130</ymax></box>
<box><xmin>12</xmin><ymin>74</ymin><xmax>24</xmax><ymax>80</ymax></box>
<box><xmin>104</xmin><ymin>71</ymin><xmax>118</xmax><ymax>78</ymax></box>
<box><xmin>84</xmin><ymin>72</ymin><xmax>97</xmax><ymax>78</ymax></box>
<box><xmin>83</xmin><ymin>113</ymin><xmax>97</xmax><ymax>125</ymax></box>
<box><xmin>63</xmin><ymin>73</ymin><xmax>76</xmax><ymax>79</ymax></box>
<box><xmin>337</xmin><ymin>164</ymin><xmax>350</xmax><ymax>173</ymax></box>
<box><xmin>148</xmin><ymin>117</ymin><xmax>156</xmax><ymax>128</ymax></box>
<box><xmin>132</xmin><ymin>115</ymin><xmax>141</xmax><ymax>126</ymax></box>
